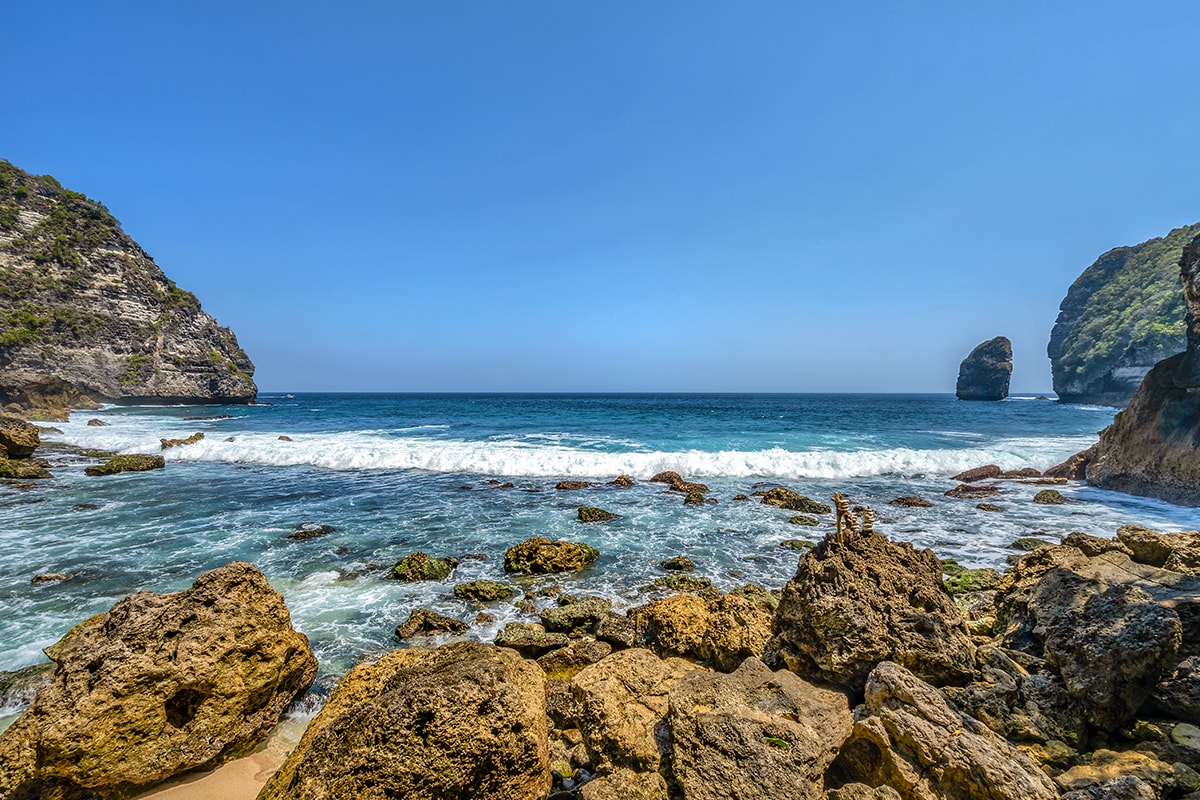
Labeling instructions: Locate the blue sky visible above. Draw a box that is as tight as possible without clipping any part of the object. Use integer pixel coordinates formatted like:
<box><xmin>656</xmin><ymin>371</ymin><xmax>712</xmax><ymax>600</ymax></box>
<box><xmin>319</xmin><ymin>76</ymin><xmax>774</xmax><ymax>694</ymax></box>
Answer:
<box><xmin>5</xmin><ymin>2</ymin><xmax>1198</xmax><ymax>392</ymax></box>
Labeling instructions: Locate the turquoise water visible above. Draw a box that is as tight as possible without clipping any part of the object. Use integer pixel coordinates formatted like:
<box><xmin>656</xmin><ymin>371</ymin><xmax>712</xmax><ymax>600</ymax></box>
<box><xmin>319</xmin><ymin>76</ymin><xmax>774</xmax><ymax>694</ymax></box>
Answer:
<box><xmin>4</xmin><ymin>392</ymin><xmax>1200</xmax><ymax>697</ymax></box>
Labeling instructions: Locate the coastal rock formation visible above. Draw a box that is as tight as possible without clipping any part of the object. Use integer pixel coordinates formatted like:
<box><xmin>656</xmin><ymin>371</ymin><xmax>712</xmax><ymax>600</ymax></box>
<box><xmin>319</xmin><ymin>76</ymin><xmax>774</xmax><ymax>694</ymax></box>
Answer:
<box><xmin>1049</xmin><ymin>222</ymin><xmax>1199</xmax><ymax>406</ymax></box>
<box><xmin>768</xmin><ymin>529</ymin><xmax>976</xmax><ymax>691</ymax></box>
<box><xmin>666</xmin><ymin>657</ymin><xmax>852</xmax><ymax>800</ymax></box>
<box><xmin>828</xmin><ymin>661</ymin><xmax>1058</xmax><ymax>800</ymax></box>
<box><xmin>0</xmin><ymin>415</ymin><xmax>38</xmax><ymax>457</ymax></box>
<box><xmin>258</xmin><ymin>642</ymin><xmax>550</xmax><ymax>800</ymax></box>
<box><xmin>84</xmin><ymin>453</ymin><xmax>165</xmax><ymax>475</ymax></box>
<box><xmin>504</xmin><ymin>537</ymin><xmax>599</xmax><ymax>574</ymax></box>
<box><xmin>0</xmin><ymin>562</ymin><xmax>316</xmax><ymax>800</ymax></box>
<box><xmin>956</xmin><ymin>336</ymin><xmax>1012</xmax><ymax>400</ymax></box>
<box><xmin>1084</xmin><ymin>233</ymin><xmax>1200</xmax><ymax>505</ymax></box>
<box><xmin>0</xmin><ymin>160</ymin><xmax>256</xmax><ymax>413</ymax></box>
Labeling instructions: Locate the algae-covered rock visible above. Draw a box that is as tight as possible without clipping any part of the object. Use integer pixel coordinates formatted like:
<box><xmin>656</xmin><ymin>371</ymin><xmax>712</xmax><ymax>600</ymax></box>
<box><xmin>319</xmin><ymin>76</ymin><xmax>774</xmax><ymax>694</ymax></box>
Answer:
<box><xmin>683</xmin><ymin>490</ymin><xmax>705</xmax><ymax>506</ymax></box>
<box><xmin>453</xmin><ymin>579</ymin><xmax>514</xmax><ymax>602</ymax></box>
<box><xmin>889</xmin><ymin>496</ymin><xmax>933</xmax><ymax>508</ymax></box>
<box><xmin>258</xmin><ymin>642</ymin><xmax>550</xmax><ymax>800</ymax></box>
<box><xmin>288</xmin><ymin>522</ymin><xmax>335</xmax><ymax>541</ymax></box>
<box><xmin>0</xmin><ymin>562</ymin><xmax>316</xmax><ymax>800</ymax></box>
<box><xmin>0</xmin><ymin>459</ymin><xmax>50</xmax><ymax>479</ymax></box>
<box><xmin>647</xmin><ymin>574</ymin><xmax>712</xmax><ymax>594</ymax></box>
<box><xmin>539</xmin><ymin>597</ymin><xmax>612</xmax><ymax>634</ymax></box>
<box><xmin>389</xmin><ymin>551</ymin><xmax>457</xmax><ymax>581</ymax></box>
<box><xmin>160</xmin><ymin>432</ymin><xmax>203</xmax><ymax>449</ymax></box>
<box><xmin>660</xmin><ymin>556</ymin><xmax>695</xmax><ymax>572</ymax></box>
<box><xmin>83</xmin><ymin>453</ymin><xmax>164</xmax><ymax>475</ymax></box>
<box><xmin>504</xmin><ymin>537</ymin><xmax>599</xmax><ymax>574</ymax></box>
<box><xmin>945</xmin><ymin>483</ymin><xmax>1001</xmax><ymax>499</ymax></box>
<box><xmin>578</xmin><ymin>506</ymin><xmax>619</xmax><ymax>523</ymax></box>
<box><xmin>557</xmin><ymin>480</ymin><xmax>591</xmax><ymax>491</ymax></box>
<box><xmin>609</xmin><ymin>475</ymin><xmax>635</xmax><ymax>488</ymax></box>
<box><xmin>944</xmin><ymin>567</ymin><xmax>1002</xmax><ymax>594</ymax></box>
<box><xmin>1034</xmin><ymin>489</ymin><xmax>1068</xmax><ymax>505</ymax></box>
<box><xmin>952</xmin><ymin>465</ymin><xmax>1003</xmax><ymax>482</ymax></box>
<box><xmin>394</xmin><ymin>608</ymin><xmax>470</xmax><ymax>640</ymax></box>
<box><xmin>761</xmin><ymin>487</ymin><xmax>831</xmax><ymax>513</ymax></box>
<box><xmin>789</xmin><ymin>514</ymin><xmax>820</xmax><ymax>526</ymax></box>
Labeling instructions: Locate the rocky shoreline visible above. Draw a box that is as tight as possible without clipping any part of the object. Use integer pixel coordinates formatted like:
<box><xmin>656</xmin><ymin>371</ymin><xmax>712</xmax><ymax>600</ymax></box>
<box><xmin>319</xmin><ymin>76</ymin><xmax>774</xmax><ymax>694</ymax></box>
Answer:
<box><xmin>3</xmin><ymin>467</ymin><xmax>1200</xmax><ymax>799</ymax></box>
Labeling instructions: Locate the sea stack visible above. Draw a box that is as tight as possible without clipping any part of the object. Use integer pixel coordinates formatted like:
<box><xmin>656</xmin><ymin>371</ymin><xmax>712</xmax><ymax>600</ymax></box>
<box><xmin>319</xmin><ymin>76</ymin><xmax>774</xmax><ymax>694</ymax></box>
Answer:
<box><xmin>1084</xmin><ymin>233</ymin><xmax>1200</xmax><ymax>505</ymax></box>
<box><xmin>955</xmin><ymin>336</ymin><xmax>1012</xmax><ymax>400</ymax></box>
<box><xmin>0</xmin><ymin>160</ymin><xmax>256</xmax><ymax>417</ymax></box>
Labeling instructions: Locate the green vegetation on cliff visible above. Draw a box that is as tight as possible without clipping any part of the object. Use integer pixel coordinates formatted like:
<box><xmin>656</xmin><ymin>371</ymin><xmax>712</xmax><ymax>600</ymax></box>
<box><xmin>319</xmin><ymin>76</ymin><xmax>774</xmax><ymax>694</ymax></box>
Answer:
<box><xmin>1048</xmin><ymin>222</ymin><xmax>1200</xmax><ymax>404</ymax></box>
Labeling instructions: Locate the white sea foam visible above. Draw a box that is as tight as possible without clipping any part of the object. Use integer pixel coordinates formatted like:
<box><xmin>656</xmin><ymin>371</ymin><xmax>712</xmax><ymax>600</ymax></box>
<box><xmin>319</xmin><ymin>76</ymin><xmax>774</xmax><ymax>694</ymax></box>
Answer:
<box><xmin>55</xmin><ymin>417</ymin><xmax>1095</xmax><ymax>479</ymax></box>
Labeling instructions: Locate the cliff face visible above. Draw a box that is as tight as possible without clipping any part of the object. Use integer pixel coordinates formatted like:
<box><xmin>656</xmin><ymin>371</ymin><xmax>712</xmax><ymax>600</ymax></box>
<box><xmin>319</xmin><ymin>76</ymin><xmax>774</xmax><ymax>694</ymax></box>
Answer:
<box><xmin>956</xmin><ymin>336</ymin><xmax>1012</xmax><ymax>400</ymax></box>
<box><xmin>0</xmin><ymin>161</ymin><xmax>255</xmax><ymax>412</ymax></box>
<box><xmin>1048</xmin><ymin>222</ymin><xmax>1199</xmax><ymax>406</ymax></box>
<box><xmin>1086</xmin><ymin>233</ymin><xmax>1200</xmax><ymax>506</ymax></box>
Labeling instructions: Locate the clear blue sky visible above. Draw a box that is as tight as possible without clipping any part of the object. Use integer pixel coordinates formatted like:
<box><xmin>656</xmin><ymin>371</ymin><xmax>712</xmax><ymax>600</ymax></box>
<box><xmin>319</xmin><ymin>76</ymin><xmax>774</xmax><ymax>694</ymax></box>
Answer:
<box><xmin>5</xmin><ymin>2</ymin><xmax>1198</xmax><ymax>393</ymax></box>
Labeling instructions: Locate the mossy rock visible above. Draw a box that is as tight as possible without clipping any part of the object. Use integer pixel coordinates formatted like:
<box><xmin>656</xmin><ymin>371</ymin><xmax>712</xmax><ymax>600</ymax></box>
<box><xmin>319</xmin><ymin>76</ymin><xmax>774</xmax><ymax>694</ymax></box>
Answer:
<box><xmin>390</xmin><ymin>552</ymin><xmax>457</xmax><ymax>582</ymax></box>
<box><xmin>975</xmin><ymin>503</ymin><xmax>1004</xmax><ymax>512</ymax></box>
<box><xmin>683</xmin><ymin>490</ymin><xmax>706</xmax><ymax>506</ymax></box>
<box><xmin>609</xmin><ymin>475</ymin><xmax>635</xmax><ymax>487</ymax></box>
<box><xmin>647</xmin><ymin>574</ymin><xmax>712</xmax><ymax>593</ymax></box>
<box><xmin>555</xmin><ymin>480</ymin><xmax>590</xmax><ymax>491</ymax></box>
<box><xmin>288</xmin><ymin>523</ymin><xmax>336</xmax><ymax>541</ymax></box>
<box><xmin>660</xmin><ymin>556</ymin><xmax>695</xmax><ymax>572</ymax></box>
<box><xmin>889</xmin><ymin>496</ymin><xmax>934</xmax><ymax>508</ymax></box>
<box><xmin>453</xmin><ymin>580</ymin><xmax>514</xmax><ymax>602</ymax></box>
<box><xmin>780</xmin><ymin>539</ymin><xmax>815</xmax><ymax>550</ymax></box>
<box><xmin>761</xmin><ymin>487</ymin><xmax>832</xmax><ymax>513</ymax></box>
<box><xmin>160</xmin><ymin>432</ymin><xmax>204</xmax><ymax>449</ymax></box>
<box><xmin>578</xmin><ymin>506</ymin><xmax>619</xmax><ymax>523</ymax></box>
<box><xmin>944</xmin><ymin>568</ymin><xmax>1002</xmax><ymax>594</ymax></box>
<box><xmin>84</xmin><ymin>454</ymin><xmax>164</xmax><ymax>476</ymax></box>
<box><xmin>1033</xmin><ymin>489</ymin><xmax>1068</xmax><ymax>505</ymax></box>
<box><xmin>494</xmin><ymin>622</ymin><xmax>570</xmax><ymax>657</ymax></box>
<box><xmin>394</xmin><ymin>609</ymin><xmax>469</xmax><ymax>640</ymax></box>
<box><xmin>1009</xmin><ymin>537</ymin><xmax>1055</xmax><ymax>551</ymax></box>
<box><xmin>788</xmin><ymin>515</ymin><xmax>820</xmax><ymax>526</ymax></box>
<box><xmin>503</xmin><ymin>537</ymin><xmax>599</xmax><ymax>575</ymax></box>
<box><xmin>732</xmin><ymin>494</ymin><xmax>749</xmax><ymax>501</ymax></box>
<box><xmin>538</xmin><ymin>597</ymin><xmax>612</xmax><ymax>633</ymax></box>
<box><xmin>0</xmin><ymin>459</ymin><xmax>51</xmax><ymax>479</ymax></box>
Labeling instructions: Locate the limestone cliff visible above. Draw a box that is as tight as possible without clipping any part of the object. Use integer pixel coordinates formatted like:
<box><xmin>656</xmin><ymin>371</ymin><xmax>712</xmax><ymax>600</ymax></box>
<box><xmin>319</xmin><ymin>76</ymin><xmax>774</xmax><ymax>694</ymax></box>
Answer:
<box><xmin>1085</xmin><ymin>233</ymin><xmax>1200</xmax><ymax>506</ymax></box>
<box><xmin>0</xmin><ymin>160</ymin><xmax>255</xmax><ymax>412</ymax></box>
<box><xmin>1048</xmin><ymin>222</ymin><xmax>1199</xmax><ymax>406</ymax></box>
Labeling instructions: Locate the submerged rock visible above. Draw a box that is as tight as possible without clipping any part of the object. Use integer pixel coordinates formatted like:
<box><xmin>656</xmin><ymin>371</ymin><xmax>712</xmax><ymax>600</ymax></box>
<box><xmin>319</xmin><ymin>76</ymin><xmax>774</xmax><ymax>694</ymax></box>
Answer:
<box><xmin>888</xmin><ymin>496</ymin><xmax>933</xmax><ymax>508</ymax></box>
<box><xmin>0</xmin><ymin>561</ymin><xmax>316</xmax><ymax>799</ymax></box>
<box><xmin>660</xmin><ymin>556</ymin><xmax>695</xmax><ymax>572</ymax></box>
<box><xmin>160</xmin><ymin>432</ymin><xmax>204</xmax><ymax>449</ymax></box>
<box><xmin>578</xmin><ymin>506</ymin><xmax>619</xmax><ymax>523</ymax></box>
<box><xmin>769</xmin><ymin>529</ymin><xmax>976</xmax><ymax>691</ymax></box>
<box><xmin>389</xmin><ymin>551</ymin><xmax>457</xmax><ymax>581</ymax></box>
<box><xmin>557</xmin><ymin>481</ymin><xmax>591</xmax><ymax>491</ymax></box>
<box><xmin>760</xmin><ymin>487</ymin><xmax>831</xmax><ymax>513</ymax></box>
<box><xmin>956</xmin><ymin>336</ymin><xmax>1013</xmax><ymax>401</ymax></box>
<box><xmin>83</xmin><ymin>453</ymin><xmax>164</xmax><ymax>475</ymax></box>
<box><xmin>945</xmin><ymin>483</ymin><xmax>1001</xmax><ymax>499</ymax></box>
<box><xmin>288</xmin><ymin>522</ymin><xmax>336</xmax><ymax>540</ymax></box>
<box><xmin>1034</xmin><ymin>489</ymin><xmax>1069</xmax><ymax>505</ymax></box>
<box><xmin>454</xmin><ymin>579</ymin><xmax>514</xmax><ymax>602</ymax></box>
<box><xmin>258</xmin><ymin>642</ymin><xmax>550</xmax><ymax>800</ymax></box>
<box><xmin>951</xmin><ymin>465</ymin><xmax>1003</xmax><ymax>483</ymax></box>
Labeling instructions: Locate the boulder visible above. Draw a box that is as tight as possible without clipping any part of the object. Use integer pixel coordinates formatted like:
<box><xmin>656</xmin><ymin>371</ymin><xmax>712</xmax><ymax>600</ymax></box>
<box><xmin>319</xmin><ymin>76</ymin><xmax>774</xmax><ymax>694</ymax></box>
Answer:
<box><xmin>660</xmin><ymin>556</ymin><xmax>695</xmax><ymax>572</ymax></box>
<box><xmin>1034</xmin><ymin>489</ymin><xmax>1068</xmax><ymax>505</ymax></box>
<box><xmin>694</xmin><ymin>593</ymin><xmax>775</xmax><ymax>673</ymax></box>
<box><xmin>160</xmin><ymin>432</ymin><xmax>203</xmax><ymax>449</ymax></box>
<box><xmin>540</xmin><ymin>597</ymin><xmax>612</xmax><ymax>635</ymax></box>
<box><xmin>504</xmin><ymin>537</ymin><xmax>599</xmax><ymax>574</ymax></box>
<box><xmin>684</xmin><ymin>490</ymin><xmax>705</xmax><ymax>506</ymax></box>
<box><xmin>888</xmin><ymin>497</ymin><xmax>933</xmax><ymax>508</ymax></box>
<box><xmin>828</xmin><ymin>661</ymin><xmax>1058</xmax><ymax>800</ymax></box>
<box><xmin>1045</xmin><ymin>444</ymin><xmax>1101</xmax><ymax>480</ymax></box>
<box><xmin>579</xmin><ymin>507</ymin><xmax>619</xmax><ymax>523</ymax></box>
<box><xmin>558</xmin><ymin>481</ymin><xmax>591</xmax><ymax>491</ymax></box>
<box><xmin>394</xmin><ymin>608</ymin><xmax>470</xmax><ymax>640</ymax></box>
<box><xmin>950</xmin><ymin>465</ymin><xmax>1002</xmax><ymax>483</ymax></box>
<box><xmin>768</xmin><ymin>530</ymin><xmax>976</xmax><ymax>691</ymax></box>
<box><xmin>609</xmin><ymin>475</ymin><xmax>635</xmax><ymax>488</ymax></box>
<box><xmin>570</xmin><ymin>649</ymin><xmax>701</xmax><ymax>776</ymax></box>
<box><xmin>288</xmin><ymin>522</ymin><xmax>336</xmax><ymax>541</ymax></box>
<box><xmin>0</xmin><ymin>415</ymin><xmax>39</xmax><ymax>458</ymax></box>
<box><xmin>390</xmin><ymin>551</ymin><xmax>457</xmax><ymax>581</ymax></box>
<box><xmin>1117</xmin><ymin>524</ymin><xmax>1200</xmax><ymax>575</ymax></box>
<box><xmin>84</xmin><ymin>453</ymin><xmax>164</xmax><ymax>476</ymax></box>
<box><xmin>258</xmin><ymin>642</ymin><xmax>550</xmax><ymax>800</ymax></box>
<box><xmin>629</xmin><ymin>594</ymin><xmax>710</xmax><ymax>659</ymax></box>
<box><xmin>667</xmin><ymin>657</ymin><xmax>852</xmax><ymax>800</ymax></box>
<box><xmin>0</xmin><ymin>562</ymin><xmax>316</xmax><ymax>800</ymax></box>
<box><xmin>956</xmin><ymin>336</ymin><xmax>1012</xmax><ymax>400</ymax></box>
<box><xmin>760</xmin><ymin>488</ymin><xmax>831</xmax><ymax>513</ymax></box>
<box><xmin>824</xmin><ymin>787</ymin><xmax>902</xmax><ymax>800</ymax></box>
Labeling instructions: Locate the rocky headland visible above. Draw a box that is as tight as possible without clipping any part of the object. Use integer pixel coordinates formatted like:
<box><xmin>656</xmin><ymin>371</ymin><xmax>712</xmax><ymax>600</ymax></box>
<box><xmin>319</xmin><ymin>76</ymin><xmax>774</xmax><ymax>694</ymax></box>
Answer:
<box><xmin>1048</xmin><ymin>222</ymin><xmax>1200</xmax><ymax>407</ymax></box>
<box><xmin>5</xmin><ymin>493</ymin><xmax>1200</xmax><ymax>800</ymax></box>
<box><xmin>956</xmin><ymin>336</ymin><xmax>1012</xmax><ymax>400</ymax></box>
<box><xmin>0</xmin><ymin>160</ymin><xmax>256</xmax><ymax>418</ymax></box>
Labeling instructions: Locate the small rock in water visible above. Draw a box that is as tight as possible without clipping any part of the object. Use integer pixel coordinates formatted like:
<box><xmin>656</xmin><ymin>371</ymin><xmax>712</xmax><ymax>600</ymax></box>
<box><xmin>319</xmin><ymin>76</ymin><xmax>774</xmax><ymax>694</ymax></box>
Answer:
<box><xmin>780</xmin><ymin>539</ymin><xmax>815</xmax><ymax>550</ymax></box>
<box><xmin>577</xmin><ymin>506</ymin><xmax>619</xmax><ymax>523</ymax></box>
<box><xmin>1034</xmin><ymin>489</ymin><xmax>1068</xmax><ymax>504</ymax></box>
<box><xmin>277</xmin><ymin>435</ymin><xmax>293</xmax><ymax>441</ymax></box>
<box><xmin>556</xmin><ymin>480</ymin><xmax>590</xmax><ymax>491</ymax></box>
<box><xmin>889</xmin><ymin>496</ymin><xmax>934</xmax><ymax>507</ymax></box>
<box><xmin>608</xmin><ymin>474</ymin><xmax>635</xmax><ymax>487</ymax></box>
<box><xmin>1172</xmin><ymin>723</ymin><xmax>1200</xmax><ymax>751</ymax></box>
<box><xmin>976</xmin><ymin>503</ymin><xmax>1004</xmax><ymax>512</ymax></box>
<box><xmin>86</xmin><ymin>418</ymin><xmax>108</xmax><ymax>427</ymax></box>
<box><xmin>951</xmin><ymin>464</ymin><xmax>1003</xmax><ymax>483</ymax></box>
<box><xmin>945</xmin><ymin>483</ymin><xmax>1001</xmax><ymax>499</ymax></box>
<box><xmin>683</xmin><ymin>490</ymin><xmax>705</xmax><ymax>506</ymax></box>
<box><xmin>660</xmin><ymin>556</ymin><xmax>695</xmax><ymax>572</ymax></box>
<box><xmin>84</xmin><ymin>454</ymin><xmax>164</xmax><ymax>476</ymax></box>
<box><xmin>31</xmin><ymin>573</ymin><xmax>68</xmax><ymax>584</ymax></box>
<box><xmin>288</xmin><ymin>522</ymin><xmax>336</xmax><ymax>540</ymax></box>
<box><xmin>1009</xmin><ymin>537</ymin><xmax>1054</xmax><ymax>551</ymax></box>
<box><xmin>788</xmin><ymin>515</ymin><xmax>819</xmax><ymax>526</ymax></box>
<box><xmin>454</xmin><ymin>580</ymin><xmax>514</xmax><ymax>602</ymax></box>
<box><xmin>160</xmin><ymin>432</ymin><xmax>204</xmax><ymax>449</ymax></box>
<box><xmin>732</xmin><ymin>494</ymin><xmax>749</xmax><ymax>501</ymax></box>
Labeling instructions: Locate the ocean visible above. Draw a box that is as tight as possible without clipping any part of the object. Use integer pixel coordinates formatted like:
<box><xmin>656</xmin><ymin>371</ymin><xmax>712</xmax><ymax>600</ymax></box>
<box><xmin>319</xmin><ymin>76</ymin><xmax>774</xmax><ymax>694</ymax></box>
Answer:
<box><xmin>4</xmin><ymin>392</ymin><xmax>1200</xmax><ymax>698</ymax></box>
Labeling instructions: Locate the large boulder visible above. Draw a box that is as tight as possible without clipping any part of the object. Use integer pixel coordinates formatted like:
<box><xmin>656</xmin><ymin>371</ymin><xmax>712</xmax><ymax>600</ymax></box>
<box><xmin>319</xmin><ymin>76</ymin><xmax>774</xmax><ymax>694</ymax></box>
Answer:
<box><xmin>625</xmin><ymin>592</ymin><xmax>774</xmax><ymax>673</ymax></box>
<box><xmin>504</xmin><ymin>537</ymin><xmax>599</xmax><ymax>574</ymax></box>
<box><xmin>828</xmin><ymin>661</ymin><xmax>1058</xmax><ymax>800</ymax></box>
<box><xmin>667</xmin><ymin>657</ymin><xmax>852</xmax><ymax>800</ymax></box>
<box><xmin>768</xmin><ymin>530</ymin><xmax>976</xmax><ymax>691</ymax></box>
<box><xmin>258</xmin><ymin>642</ymin><xmax>550</xmax><ymax>800</ymax></box>
<box><xmin>0</xmin><ymin>562</ymin><xmax>317</xmax><ymax>800</ymax></box>
<box><xmin>955</xmin><ymin>336</ymin><xmax>1012</xmax><ymax>400</ymax></box>
<box><xmin>0</xmin><ymin>415</ymin><xmax>39</xmax><ymax>458</ymax></box>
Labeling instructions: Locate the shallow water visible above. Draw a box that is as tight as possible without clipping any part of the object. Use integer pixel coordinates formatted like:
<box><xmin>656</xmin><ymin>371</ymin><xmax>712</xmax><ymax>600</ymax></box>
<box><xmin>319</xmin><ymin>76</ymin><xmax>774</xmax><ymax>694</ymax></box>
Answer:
<box><xmin>4</xmin><ymin>393</ymin><xmax>1199</xmax><ymax>695</ymax></box>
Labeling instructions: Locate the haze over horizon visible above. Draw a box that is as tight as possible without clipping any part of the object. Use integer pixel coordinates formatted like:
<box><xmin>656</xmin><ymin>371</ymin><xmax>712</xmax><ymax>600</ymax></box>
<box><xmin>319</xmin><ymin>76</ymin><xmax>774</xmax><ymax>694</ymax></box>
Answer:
<box><xmin>5</xmin><ymin>1</ymin><xmax>1198</xmax><ymax>394</ymax></box>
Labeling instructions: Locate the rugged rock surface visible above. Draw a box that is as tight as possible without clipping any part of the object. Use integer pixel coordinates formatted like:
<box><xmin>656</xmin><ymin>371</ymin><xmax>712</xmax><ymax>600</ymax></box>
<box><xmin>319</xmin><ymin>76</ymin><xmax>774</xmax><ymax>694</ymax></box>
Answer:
<box><xmin>389</xmin><ymin>551</ymin><xmax>457</xmax><ymax>581</ymax></box>
<box><xmin>828</xmin><ymin>661</ymin><xmax>1058</xmax><ymax>800</ymax></box>
<box><xmin>0</xmin><ymin>160</ymin><xmax>257</xmax><ymax>412</ymax></box>
<box><xmin>0</xmin><ymin>562</ymin><xmax>316</xmax><ymax>800</ymax></box>
<box><xmin>258</xmin><ymin>642</ymin><xmax>550</xmax><ymax>800</ymax></box>
<box><xmin>1080</xmin><ymin>233</ymin><xmax>1200</xmax><ymax>504</ymax></box>
<box><xmin>83</xmin><ymin>453</ymin><xmax>165</xmax><ymax>476</ymax></box>
<box><xmin>768</xmin><ymin>530</ymin><xmax>976</xmax><ymax>691</ymax></box>
<box><xmin>666</xmin><ymin>657</ymin><xmax>852</xmax><ymax>800</ymax></box>
<box><xmin>955</xmin><ymin>336</ymin><xmax>1012</xmax><ymax>401</ymax></box>
<box><xmin>504</xmin><ymin>537</ymin><xmax>599</xmax><ymax>574</ymax></box>
<box><xmin>1049</xmin><ymin>221</ymin><xmax>1199</xmax><ymax>406</ymax></box>
<box><xmin>0</xmin><ymin>415</ymin><xmax>38</xmax><ymax>457</ymax></box>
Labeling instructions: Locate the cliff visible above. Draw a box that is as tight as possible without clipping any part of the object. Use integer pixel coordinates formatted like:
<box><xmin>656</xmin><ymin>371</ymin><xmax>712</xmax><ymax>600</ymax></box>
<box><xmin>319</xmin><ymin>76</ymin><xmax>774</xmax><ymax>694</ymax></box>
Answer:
<box><xmin>955</xmin><ymin>336</ymin><xmax>1012</xmax><ymax>400</ymax></box>
<box><xmin>1048</xmin><ymin>222</ymin><xmax>1200</xmax><ymax>406</ymax></box>
<box><xmin>1085</xmin><ymin>233</ymin><xmax>1200</xmax><ymax>505</ymax></box>
<box><xmin>0</xmin><ymin>160</ymin><xmax>255</xmax><ymax>413</ymax></box>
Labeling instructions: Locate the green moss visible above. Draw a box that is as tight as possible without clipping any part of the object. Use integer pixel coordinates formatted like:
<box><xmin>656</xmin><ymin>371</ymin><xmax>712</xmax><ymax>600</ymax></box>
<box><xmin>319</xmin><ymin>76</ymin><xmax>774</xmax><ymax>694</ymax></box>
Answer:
<box><xmin>788</xmin><ymin>515</ymin><xmax>820</xmax><ymax>526</ymax></box>
<box><xmin>84</xmin><ymin>454</ymin><xmax>165</xmax><ymax>476</ymax></box>
<box><xmin>0</xmin><ymin>303</ymin><xmax>51</xmax><ymax>345</ymax></box>
<box><xmin>118</xmin><ymin>354</ymin><xmax>151</xmax><ymax>387</ymax></box>
<box><xmin>390</xmin><ymin>552</ymin><xmax>457</xmax><ymax>582</ymax></box>
<box><xmin>944</xmin><ymin>567</ymin><xmax>1002</xmax><ymax>594</ymax></box>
